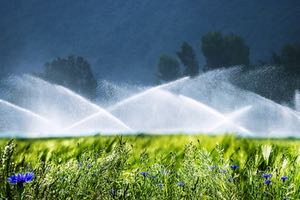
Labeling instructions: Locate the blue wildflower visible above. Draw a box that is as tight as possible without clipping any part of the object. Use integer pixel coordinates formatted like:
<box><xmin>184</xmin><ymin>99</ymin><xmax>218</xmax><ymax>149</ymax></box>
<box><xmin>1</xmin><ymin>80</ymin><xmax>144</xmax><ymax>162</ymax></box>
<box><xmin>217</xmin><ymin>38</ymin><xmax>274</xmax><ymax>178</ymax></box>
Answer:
<box><xmin>230</xmin><ymin>165</ymin><xmax>239</xmax><ymax>170</ymax></box>
<box><xmin>157</xmin><ymin>183</ymin><xmax>164</xmax><ymax>188</ymax></box>
<box><xmin>109</xmin><ymin>188</ymin><xmax>117</xmax><ymax>197</ymax></box>
<box><xmin>262</xmin><ymin>173</ymin><xmax>272</xmax><ymax>179</ymax></box>
<box><xmin>177</xmin><ymin>181</ymin><xmax>185</xmax><ymax>187</ymax></box>
<box><xmin>219</xmin><ymin>169</ymin><xmax>227</xmax><ymax>174</ymax></box>
<box><xmin>281</xmin><ymin>176</ymin><xmax>288</xmax><ymax>182</ymax></box>
<box><xmin>265</xmin><ymin>179</ymin><xmax>271</xmax><ymax>186</ymax></box>
<box><xmin>140</xmin><ymin>172</ymin><xmax>148</xmax><ymax>177</ymax></box>
<box><xmin>87</xmin><ymin>164</ymin><xmax>92</xmax><ymax>169</ymax></box>
<box><xmin>228</xmin><ymin>176</ymin><xmax>233</xmax><ymax>182</ymax></box>
<box><xmin>8</xmin><ymin>172</ymin><xmax>34</xmax><ymax>188</ymax></box>
<box><xmin>209</xmin><ymin>165</ymin><xmax>218</xmax><ymax>170</ymax></box>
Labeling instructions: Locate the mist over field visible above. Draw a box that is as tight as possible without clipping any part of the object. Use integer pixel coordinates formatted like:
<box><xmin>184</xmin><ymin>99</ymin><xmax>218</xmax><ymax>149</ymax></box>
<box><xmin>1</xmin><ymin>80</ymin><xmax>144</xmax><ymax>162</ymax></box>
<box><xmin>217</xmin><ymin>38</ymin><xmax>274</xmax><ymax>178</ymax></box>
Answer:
<box><xmin>0</xmin><ymin>0</ymin><xmax>299</xmax><ymax>137</ymax></box>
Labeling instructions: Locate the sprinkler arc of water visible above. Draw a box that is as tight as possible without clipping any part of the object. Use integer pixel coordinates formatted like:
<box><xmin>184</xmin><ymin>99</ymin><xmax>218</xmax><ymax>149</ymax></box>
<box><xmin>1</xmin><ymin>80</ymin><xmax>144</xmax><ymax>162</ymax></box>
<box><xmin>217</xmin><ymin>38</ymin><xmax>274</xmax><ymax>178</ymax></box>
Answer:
<box><xmin>0</xmin><ymin>99</ymin><xmax>55</xmax><ymax>126</ymax></box>
<box><xmin>107</xmin><ymin>77</ymin><xmax>190</xmax><ymax>111</ymax></box>
<box><xmin>177</xmin><ymin>95</ymin><xmax>251</xmax><ymax>134</ymax></box>
<box><xmin>1</xmin><ymin>70</ymin><xmax>300</xmax><ymax>137</ymax></box>
<box><xmin>257</xmin><ymin>92</ymin><xmax>300</xmax><ymax>120</ymax></box>
<box><xmin>65</xmin><ymin>77</ymin><xmax>190</xmax><ymax>130</ymax></box>
<box><xmin>295</xmin><ymin>90</ymin><xmax>300</xmax><ymax>112</ymax></box>
<box><xmin>27</xmin><ymin>75</ymin><xmax>131</xmax><ymax>129</ymax></box>
<box><xmin>206</xmin><ymin>106</ymin><xmax>253</xmax><ymax>134</ymax></box>
<box><xmin>63</xmin><ymin>111</ymin><xmax>132</xmax><ymax>132</ymax></box>
<box><xmin>55</xmin><ymin>85</ymin><xmax>132</xmax><ymax>132</ymax></box>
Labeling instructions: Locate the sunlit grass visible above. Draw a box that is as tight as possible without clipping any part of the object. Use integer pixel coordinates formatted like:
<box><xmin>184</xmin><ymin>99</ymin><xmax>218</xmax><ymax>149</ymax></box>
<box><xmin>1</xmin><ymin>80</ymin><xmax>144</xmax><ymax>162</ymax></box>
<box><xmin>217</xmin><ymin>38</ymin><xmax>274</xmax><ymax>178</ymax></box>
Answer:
<box><xmin>0</xmin><ymin>134</ymin><xmax>300</xmax><ymax>199</ymax></box>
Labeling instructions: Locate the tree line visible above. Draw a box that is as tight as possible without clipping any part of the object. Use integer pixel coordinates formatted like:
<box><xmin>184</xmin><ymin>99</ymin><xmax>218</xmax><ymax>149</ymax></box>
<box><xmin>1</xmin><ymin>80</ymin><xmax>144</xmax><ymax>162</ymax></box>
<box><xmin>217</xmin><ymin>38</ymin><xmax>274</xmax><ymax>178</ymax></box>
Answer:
<box><xmin>157</xmin><ymin>31</ymin><xmax>300</xmax><ymax>82</ymax></box>
<box><xmin>156</xmin><ymin>32</ymin><xmax>299</xmax><ymax>106</ymax></box>
<box><xmin>25</xmin><ymin>31</ymin><xmax>299</xmax><ymax>105</ymax></box>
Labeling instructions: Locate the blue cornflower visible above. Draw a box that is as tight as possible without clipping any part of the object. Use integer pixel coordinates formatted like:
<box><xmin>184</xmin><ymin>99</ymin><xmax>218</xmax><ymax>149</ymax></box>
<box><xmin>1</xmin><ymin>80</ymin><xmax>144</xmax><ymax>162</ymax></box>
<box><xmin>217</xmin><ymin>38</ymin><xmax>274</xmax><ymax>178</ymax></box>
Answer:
<box><xmin>140</xmin><ymin>172</ymin><xmax>148</xmax><ymax>177</ymax></box>
<box><xmin>109</xmin><ymin>188</ymin><xmax>117</xmax><ymax>197</ymax></box>
<box><xmin>7</xmin><ymin>172</ymin><xmax>34</xmax><ymax>188</ymax></box>
<box><xmin>230</xmin><ymin>165</ymin><xmax>239</xmax><ymax>170</ymax></box>
<box><xmin>219</xmin><ymin>169</ymin><xmax>227</xmax><ymax>174</ymax></box>
<box><xmin>281</xmin><ymin>176</ymin><xmax>288</xmax><ymax>182</ymax></box>
<box><xmin>262</xmin><ymin>173</ymin><xmax>272</xmax><ymax>179</ymax></box>
<box><xmin>209</xmin><ymin>165</ymin><xmax>218</xmax><ymax>170</ymax></box>
<box><xmin>177</xmin><ymin>181</ymin><xmax>185</xmax><ymax>187</ymax></box>
<box><xmin>265</xmin><ymin>179</ymin><xmax>271</xmax><ymax>186</ymax></box>
<box><xmin>228</xmin><ymin>176</ymin><xmax>233</xmax><ymax>182</ymax></box>
<box><xmin>87</xmin><ymin>164</ymin><xmax>92</xmax><ymax>169</ymax></box>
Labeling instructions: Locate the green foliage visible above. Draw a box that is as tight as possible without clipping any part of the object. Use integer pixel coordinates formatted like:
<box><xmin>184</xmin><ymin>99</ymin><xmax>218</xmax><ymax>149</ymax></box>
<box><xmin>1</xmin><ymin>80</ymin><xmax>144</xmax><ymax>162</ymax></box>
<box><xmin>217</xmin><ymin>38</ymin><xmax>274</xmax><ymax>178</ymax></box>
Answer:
<box><xmin>270</xmin><ymin>52</ymin><xmax>282</xmax><ymax>66</ymax></box>
<box><xmin>0</xmin><ymin>139</ymin><xmax>16</xmax><ymax>199</ymax></box>
<box><xmin>157</xmin><ymin>54</ymin><xmax>181</xmax><ymax>83</ymax></box>
<box><xmin>280</xmin><ymin>43</ymin><xmax>300</xmax><ymax>74</ymax></box>
<box><xmin>0</xmin><ymin>135</ymin><xmax>300</xmax><ymax>199</ymax></box>
<box><xmin>263</xmin><ymin>43</ymin><xmax>300</xmax><ymax>104</ymax></box>
<box><xmin>177</xmin><ymin>42</ymin><xmax>200</xmax><ymax>77</ymax></box>
<box><xmin>201</xmin><ymin>32</ymin><xmax>250</xmax><ymax>70</ymax></box>
<box><xmin>43</xmin><ymin>55</ymin><xmax>97</xmax><ymax>99</ymax></box>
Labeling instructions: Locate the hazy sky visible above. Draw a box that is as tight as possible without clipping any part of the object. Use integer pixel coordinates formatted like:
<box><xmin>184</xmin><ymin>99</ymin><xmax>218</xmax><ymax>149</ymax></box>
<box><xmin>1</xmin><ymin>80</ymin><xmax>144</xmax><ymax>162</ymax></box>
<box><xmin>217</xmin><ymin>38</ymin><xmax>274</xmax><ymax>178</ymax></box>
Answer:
<box><xmin>1</xmin><ymin>0</ymin><xmax>300</xmax><ymax>83</ymax></box>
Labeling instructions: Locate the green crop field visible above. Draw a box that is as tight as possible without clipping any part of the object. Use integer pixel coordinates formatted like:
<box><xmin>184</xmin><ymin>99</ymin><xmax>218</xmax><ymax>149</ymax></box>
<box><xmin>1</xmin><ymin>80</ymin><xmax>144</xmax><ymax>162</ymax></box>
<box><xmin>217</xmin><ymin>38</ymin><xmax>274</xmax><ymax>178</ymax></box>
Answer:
<box><xmin>0</xmin><ymin>134</ymin><xmax>300</xmax><ymax>199</ymax></box>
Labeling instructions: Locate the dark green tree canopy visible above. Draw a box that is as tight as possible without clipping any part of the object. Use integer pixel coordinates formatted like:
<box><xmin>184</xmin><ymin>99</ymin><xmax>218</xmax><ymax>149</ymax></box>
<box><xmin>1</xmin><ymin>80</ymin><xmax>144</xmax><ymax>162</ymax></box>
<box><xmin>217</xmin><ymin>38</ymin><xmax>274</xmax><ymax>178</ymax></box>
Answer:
<box><xmin>43</xmin><ymin>55</ymin><xmax>97</xmax><ymax>99</ymax></box>
<box><xmin>280</xmin><ymin>43</ymin><xmax>300</xmax><ymax>73</ymax></box>
<box><xmin>157</xmin><ymin>54</ymin><xmax>181</xmax><ymax>83</ymax></box>
<box><xmin>201</xmin><ymin>32</ymin><xmax>250</xmax><ymax>70</ymax></box>
<box><xmin>177</xmin><ymin>42</ymin><xmax>199</xmax><ymax>77</ymax></box>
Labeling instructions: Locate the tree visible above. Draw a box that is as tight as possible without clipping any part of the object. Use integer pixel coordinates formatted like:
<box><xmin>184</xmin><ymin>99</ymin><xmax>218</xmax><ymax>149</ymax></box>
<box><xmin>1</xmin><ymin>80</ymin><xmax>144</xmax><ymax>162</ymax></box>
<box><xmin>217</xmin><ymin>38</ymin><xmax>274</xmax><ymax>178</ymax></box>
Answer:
<box><xmin>157</xmin><ymin>54</ymin><xmax>181</xmax><ymax>83</ymax></box>
<box><xmin>280</xmin><ymin>43</ymin><xmax>300</xmax><ymax>74</ymax></box>
<box><xmin>201</xmin><ymin>32</ymin><xmax>249</xmax><ymax>70</ymax></box>
<box><xmin>276</xmin><ymin>43</ymin><xmax>300</xmax><ymax>104</ymax></box>
<box><xmin>244</xmin><ymin>43</ymin><xmax>300</xmax><ymax>105</ymax></box>
<box><xmin>177</xmin><ymin>42</ymin><xmax>200</xmax><ymax>77</ymax></box>
<box><xmin>270</xmin><ymin>52</ymin><xmax>282</xmax><ymax>66</ymax></box>
<box><xmin>43</xmin><ymin>55</ymin><xmax>97</xmax><ymax>99</ymax></box>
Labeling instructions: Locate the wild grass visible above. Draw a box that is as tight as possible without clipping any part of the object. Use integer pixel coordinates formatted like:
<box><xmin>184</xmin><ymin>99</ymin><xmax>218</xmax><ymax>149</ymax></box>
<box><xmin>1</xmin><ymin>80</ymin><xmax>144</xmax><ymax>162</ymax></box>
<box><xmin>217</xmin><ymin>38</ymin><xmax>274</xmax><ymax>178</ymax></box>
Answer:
<box><xmin>0</xmin><ymin>134</ymin><xmax>299</xmax><ymax>199</ymax></box>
